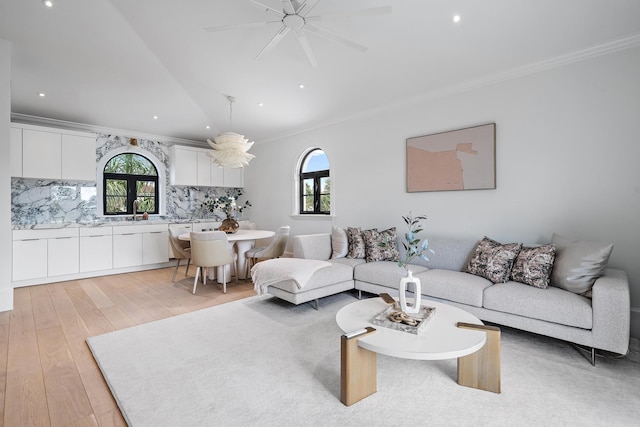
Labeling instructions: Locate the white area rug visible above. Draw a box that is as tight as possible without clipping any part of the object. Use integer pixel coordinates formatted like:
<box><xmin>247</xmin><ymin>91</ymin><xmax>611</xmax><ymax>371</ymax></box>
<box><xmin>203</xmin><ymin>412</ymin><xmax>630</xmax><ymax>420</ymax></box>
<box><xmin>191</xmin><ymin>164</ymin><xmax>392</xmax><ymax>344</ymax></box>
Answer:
<box><xmin>87</xmin><ymin>293</ymin><xmax>640</xmax><ymax>427</ymax></box>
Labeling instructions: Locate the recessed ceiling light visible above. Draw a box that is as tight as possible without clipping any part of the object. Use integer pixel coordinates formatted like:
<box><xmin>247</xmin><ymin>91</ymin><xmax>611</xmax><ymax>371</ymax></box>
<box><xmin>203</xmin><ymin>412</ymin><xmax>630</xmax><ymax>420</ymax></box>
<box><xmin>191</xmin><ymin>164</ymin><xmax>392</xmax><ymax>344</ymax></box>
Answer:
<box><xmin>42</xmin><ymin>0</ymin><xmax>54</xmax><ymax>8</ymax></box>
<box><xmin>205</xmin><ymin>125</ymin><xmax>210</xmax><ymax>129</ymax></box>
<box><xmin>298</xmin><ymin>84</ymin><xmax>305</xmax><ymax>89</ymax></box>
<box><xmin>37</xmin><ymin>92</ymin><xmax>46</xmax><ymax>97</ymax></box>
<box><xmin>257</xmin><ymin>102</ymin><xmax>264</xmax><ymax>107</ymax></box>
<box><xmin>152</xmin><ymin>115</ymin><xmax>158</xmax><ymax>120</ymax></box>
<box><xmin>452</xmin><ymin>14</ymin><xmax>461</xmax><ymax>23</ymax></box>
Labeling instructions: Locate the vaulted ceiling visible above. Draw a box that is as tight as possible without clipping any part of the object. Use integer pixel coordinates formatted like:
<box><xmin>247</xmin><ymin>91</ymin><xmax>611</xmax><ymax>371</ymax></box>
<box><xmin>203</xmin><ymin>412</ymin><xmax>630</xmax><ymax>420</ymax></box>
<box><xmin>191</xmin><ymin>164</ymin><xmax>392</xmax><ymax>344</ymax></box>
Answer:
<box><xmin>2</xmin><ymin>0</ymin><xmax>640</xmax><ymax>144</ymax></box>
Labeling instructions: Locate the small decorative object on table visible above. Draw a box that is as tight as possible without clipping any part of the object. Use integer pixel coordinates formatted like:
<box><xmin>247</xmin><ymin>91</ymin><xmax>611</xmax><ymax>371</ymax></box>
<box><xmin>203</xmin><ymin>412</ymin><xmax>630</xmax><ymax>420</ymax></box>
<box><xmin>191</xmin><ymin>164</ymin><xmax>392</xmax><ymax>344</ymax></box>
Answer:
<box><xmin>201</xmin><ymin>189</ymin><xmax>251</xmax><ymax>234</ymax></box>
<box><xmin>381</xmin><ymin>212</ymin><xmax>435</xmax><ymax>314</ymax></box>
<box><xmin>371</xmin><ymin>304</ymin><xmax>436</xmax><ymax>335</ymax></box>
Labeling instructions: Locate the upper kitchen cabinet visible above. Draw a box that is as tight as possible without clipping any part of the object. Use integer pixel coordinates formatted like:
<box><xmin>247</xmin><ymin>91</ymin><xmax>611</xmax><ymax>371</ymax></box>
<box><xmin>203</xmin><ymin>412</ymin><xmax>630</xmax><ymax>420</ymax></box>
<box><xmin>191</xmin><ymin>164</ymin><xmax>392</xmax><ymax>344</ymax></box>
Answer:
<box><xmin>13</xmin><ymin>123</ymin><xmax>97</xmax><ymax>181</ymax></box>
<box><xmin>223</xmin><ymin>166</ymin><xmax>243</xmax><ymax>188</ymax></box>
<box><xmin>22</xmin><ymin>129</ymin><xmax>62</xmax><ymax>179</ymax></box>
<box><xmin>10</xmin><ymin>127</ymin><xmax>23</xmax><ymax>177</ymax></box>
<box><xmin>61</xmin><ymin>134</ymin><xmax>97</xmax><ymax>180</ymax></box>
<box><xmin>169</xmin><ymin>145</ymin><xmax>198</xmax><ymax>186</ymax></box>
<box><xmin>170</xmin><ymin>144</ymin><xmax>243</xmax><ymax>188</ymax></box>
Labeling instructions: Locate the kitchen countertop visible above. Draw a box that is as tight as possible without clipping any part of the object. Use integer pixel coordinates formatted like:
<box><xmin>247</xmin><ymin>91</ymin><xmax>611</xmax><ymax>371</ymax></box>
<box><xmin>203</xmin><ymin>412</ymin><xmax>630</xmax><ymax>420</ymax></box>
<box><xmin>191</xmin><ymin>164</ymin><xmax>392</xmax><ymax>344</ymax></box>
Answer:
<box><xmin>12</xmin><ymin>218</ymin><xmax>226</xmax><ymax>230</ymax></box>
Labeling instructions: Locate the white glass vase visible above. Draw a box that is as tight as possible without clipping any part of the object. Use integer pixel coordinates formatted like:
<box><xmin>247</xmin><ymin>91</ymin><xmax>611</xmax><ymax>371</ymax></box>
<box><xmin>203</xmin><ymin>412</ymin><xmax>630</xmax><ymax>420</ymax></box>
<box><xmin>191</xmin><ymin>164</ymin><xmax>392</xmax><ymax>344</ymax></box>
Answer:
<box><xmin>399</xmin><ymin>270</ymin><xmax>421</xmax><ymax>314</ymax></box>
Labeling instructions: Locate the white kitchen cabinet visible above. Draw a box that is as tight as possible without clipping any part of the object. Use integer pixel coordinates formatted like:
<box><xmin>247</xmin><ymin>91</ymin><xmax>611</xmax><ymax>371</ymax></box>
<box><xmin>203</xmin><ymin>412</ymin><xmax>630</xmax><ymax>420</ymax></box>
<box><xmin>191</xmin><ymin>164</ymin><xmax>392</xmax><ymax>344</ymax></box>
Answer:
<box><xmin>143</xmin><ymin>229</ymin><xmax>169</xmax><ymax>265</ymax></box>
<box><xmin>170</xmin><ymin>145</ymin><xmax>198</xmax><ymax>186</ymax></box>
<box><xmin>112</xmin><ymin>225</ymin><xmax>143</xmax><ymax>268</ymax></box>
<box><xmin>12</xmin><ymin>228</ymin><xmax>79</xmax><ymax>281</ymax></box>
<box><xmin>192</xmin><ymin>221</ymin><xmax>221</xmax><ymax>232</ymax></box>
<box><xmin>62</xmin><ymin>134</ymin><xmax>97</xmax><ymax>181</ymax></box>
<box><xmin>210</xmin><ymin>163</ymin><xmax>224</xmax><ymax>187</ymax></box>
<box><xmin>80</xmin><ymin>227</ymin><xmax>113</xmax><ymax>272</ymax></box>
<box><xmin>197</xmin><ymin>151</ymin><xmax>213</xmax><ymax>186</ymax></box>
<box><xmin>170</xmin><ymin>145</ymin><xmax>244</xmax><ymax>187</ymax></box>
<box><xmin>10</xmin><ymin>127</ymin><xmax>23</xmax><ymax>177</ymax></box>
<box><xmin>223</xmin><ymin>167</ymin><xmax>243</xmax><ymax>187</ymax></box>
<box><xmin>113</xmin><ymin>224</ymin><xmax>168</xmax><ymax>268</ymax></box>
<box><xmin>48</xmin><ymin>232</ymin><xmax>80</xmax><ymax>277</ymax></box>
<box><xmin>13</xmin><ymin>124</ymin><xmax>97</xmax><ymax>181</ymax></box>
<box><xmin>12</xmin><ymin>236</ymin><xmax>48</xmax><ymax>281</ymax></box>
<box><xmin>22</xmin><ymin>129</ymin><xmax>62</xmax><ymax>179</ymax></box>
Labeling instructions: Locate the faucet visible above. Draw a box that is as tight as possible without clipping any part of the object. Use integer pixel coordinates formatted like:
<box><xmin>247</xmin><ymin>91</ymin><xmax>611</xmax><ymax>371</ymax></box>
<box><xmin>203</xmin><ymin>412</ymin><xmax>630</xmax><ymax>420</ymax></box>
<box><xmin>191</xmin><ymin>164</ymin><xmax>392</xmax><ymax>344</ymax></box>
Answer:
<box><xmin>132</xmin><ymin>199</ymin><xmax>139</xmax><ymax>221</ymax></box>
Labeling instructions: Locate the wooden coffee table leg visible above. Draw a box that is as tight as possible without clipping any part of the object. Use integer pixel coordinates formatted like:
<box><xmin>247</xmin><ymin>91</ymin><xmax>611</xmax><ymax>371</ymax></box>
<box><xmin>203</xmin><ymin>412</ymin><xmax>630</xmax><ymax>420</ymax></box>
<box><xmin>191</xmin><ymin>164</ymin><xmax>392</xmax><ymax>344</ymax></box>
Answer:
<box><xmin>340</xmin><ymin>327</ymin><xmax>377</xmax><ymax>406</ymax></box>
<box><xmin>456</xmin><ymin>323</ymin><xmax>501</xmax><ymax>393</ymax></box>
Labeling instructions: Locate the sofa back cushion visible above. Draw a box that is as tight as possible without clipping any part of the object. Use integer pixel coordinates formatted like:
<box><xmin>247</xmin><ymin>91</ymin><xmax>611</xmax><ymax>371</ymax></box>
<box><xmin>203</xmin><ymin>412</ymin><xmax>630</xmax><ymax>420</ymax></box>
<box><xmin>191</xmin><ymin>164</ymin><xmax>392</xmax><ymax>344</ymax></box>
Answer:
<box><xmin>292</xmin><ymin>233</ymin><xmax>332</xmax><ymax>260</ymax></box>
<box><xmin>404</xmin><ymin>237</ymin><xmax>479</xmax><ymax>271</ymax></box>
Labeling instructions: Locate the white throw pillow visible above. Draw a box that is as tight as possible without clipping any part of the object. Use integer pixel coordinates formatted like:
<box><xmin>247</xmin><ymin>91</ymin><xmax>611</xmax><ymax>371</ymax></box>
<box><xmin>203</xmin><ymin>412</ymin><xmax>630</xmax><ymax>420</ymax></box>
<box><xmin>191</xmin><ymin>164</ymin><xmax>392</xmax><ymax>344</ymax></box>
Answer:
<box><xmin>331</xmin><ymin>226</ymin><xmax>348</xmax><ymax>259</ymax></box>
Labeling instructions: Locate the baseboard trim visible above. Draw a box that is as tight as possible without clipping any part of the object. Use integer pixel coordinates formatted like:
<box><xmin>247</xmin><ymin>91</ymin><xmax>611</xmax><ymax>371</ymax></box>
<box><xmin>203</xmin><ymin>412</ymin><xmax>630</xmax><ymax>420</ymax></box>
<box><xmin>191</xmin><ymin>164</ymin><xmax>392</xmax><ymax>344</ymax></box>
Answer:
<box><xmin>631</xmin><ymin>307</ymin><xmax>640</xmax><ymax>339</ymax></box>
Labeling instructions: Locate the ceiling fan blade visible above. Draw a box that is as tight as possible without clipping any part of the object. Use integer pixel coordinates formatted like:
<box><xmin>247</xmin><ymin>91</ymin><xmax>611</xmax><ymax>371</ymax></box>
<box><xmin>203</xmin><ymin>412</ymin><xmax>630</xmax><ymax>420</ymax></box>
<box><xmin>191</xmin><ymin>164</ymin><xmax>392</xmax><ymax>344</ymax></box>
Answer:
<box><xmin>254</xmin><ymin>26</ymin><xmax>291</xmax><ymax>61</ymax></box>
<box><xmin>305</xmin><ymin>23</ymin><xmax>368</xmax><ymax>53</ymax></box>
<box><xmin>250</xmin><ymin>0</ymin><xmax>285</xmax><ymax>18</ymax></box>
<box><xmin>294</xmin><ymin>29</ymin><xmax>318</xmax><ymax>67</ymax></box>
<box><xmin>305</xmin><ymin>6</ymin><xmax>392</xmax><ymax>21</ymax></box>
<box><xmin>293</xmin><ymin>0</ymin><xmax>308</xmax><ymax>14</ymax></box>
<box><xmin>282</xmin><ymin>0</ymin><xmax>296</xmax><ymax>15</ymax></box>
<box><xmin>203</xmin><ymin>20</ymin><xmax>280</xmax><ymax>32</ymax></box>
<box><xmin>298</xmin><ymin>0</ymin><xmax>320</xmax><ymax>17</ymax></box>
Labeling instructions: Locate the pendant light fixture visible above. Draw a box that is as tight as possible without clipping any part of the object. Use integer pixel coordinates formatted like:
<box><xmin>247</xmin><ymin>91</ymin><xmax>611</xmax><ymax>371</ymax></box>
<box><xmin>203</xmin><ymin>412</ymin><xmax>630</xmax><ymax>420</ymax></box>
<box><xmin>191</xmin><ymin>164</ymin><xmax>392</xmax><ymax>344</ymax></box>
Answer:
<box><xmin>207</xmin><ymin>96</ymin><xmax>255</xmax><ymax>168</ymax></box>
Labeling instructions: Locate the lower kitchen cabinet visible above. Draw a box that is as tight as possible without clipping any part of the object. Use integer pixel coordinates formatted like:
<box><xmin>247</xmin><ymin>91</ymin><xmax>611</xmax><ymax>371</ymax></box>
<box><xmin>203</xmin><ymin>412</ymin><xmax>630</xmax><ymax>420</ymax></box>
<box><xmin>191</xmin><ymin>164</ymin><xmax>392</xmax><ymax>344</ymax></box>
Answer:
<box><xmin>48</xmin><ymin>234</ymin><xmax>80</xmax><ymax>277</ymax></box>
<box><xmin>80</xmin><ymin>227</ymin><xmax>113</xmax><ymax>272</ymax></box>
<box><xmin>12</xmin><ymin>237</ymin><xmax>48</xmax><ymax>281</ymax></box>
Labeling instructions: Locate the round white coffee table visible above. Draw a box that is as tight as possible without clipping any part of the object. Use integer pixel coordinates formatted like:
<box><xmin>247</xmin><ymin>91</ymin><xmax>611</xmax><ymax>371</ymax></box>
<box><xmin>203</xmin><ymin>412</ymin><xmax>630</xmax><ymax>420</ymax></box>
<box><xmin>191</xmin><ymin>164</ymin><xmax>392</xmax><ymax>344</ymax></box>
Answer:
<box><xmin>336</xmin><ymin>297</ymin><xmax>486</xmax><ymax>360</ymax></box>
<box><xmin>336</xmin><ymin>296</ymin><xmax>501</xmax><ymax>406</ymax></box>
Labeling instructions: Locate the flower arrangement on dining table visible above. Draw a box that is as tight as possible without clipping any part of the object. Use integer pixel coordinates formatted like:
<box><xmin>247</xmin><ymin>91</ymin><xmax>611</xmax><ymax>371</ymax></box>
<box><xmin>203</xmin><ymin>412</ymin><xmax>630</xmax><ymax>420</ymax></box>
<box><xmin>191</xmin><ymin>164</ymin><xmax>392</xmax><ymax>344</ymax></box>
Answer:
<box><xmin>201</xmin><ymin>189</ymin><xmax>252</xmax><ymax>220</ymax></box>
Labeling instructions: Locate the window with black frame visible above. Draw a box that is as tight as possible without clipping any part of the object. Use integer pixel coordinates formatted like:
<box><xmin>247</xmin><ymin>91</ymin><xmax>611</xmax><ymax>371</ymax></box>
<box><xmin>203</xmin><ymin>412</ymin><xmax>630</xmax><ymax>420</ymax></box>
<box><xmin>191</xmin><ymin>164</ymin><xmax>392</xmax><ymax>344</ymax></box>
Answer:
<box><xmin>299</xmin><ymin>149</ymin><xmax>330</xmax><ymax>215</ymax></box>
<box><xmin>103</xmin><ymin>153</ymin><xmax>159</xmax><ymax>215</ymax></box>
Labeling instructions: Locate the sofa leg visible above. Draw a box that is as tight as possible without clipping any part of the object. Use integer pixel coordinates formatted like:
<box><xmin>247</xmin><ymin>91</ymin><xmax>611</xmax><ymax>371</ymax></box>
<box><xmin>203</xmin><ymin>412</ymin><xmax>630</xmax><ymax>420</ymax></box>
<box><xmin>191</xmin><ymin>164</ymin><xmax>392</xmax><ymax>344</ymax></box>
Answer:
<box><xmin>358</xmin><ymin>290</ymin><xmax>362</xmax><ymax>300</ymax></box>
<box><xmin>590</xmin><ymin>347</ymin><xmax>596</xmax><ymax>366</ymax></box>
<box><xmin>309</xmin><ymin>299</ymin><xmax>319</xmax><ymax>310</ymax></box>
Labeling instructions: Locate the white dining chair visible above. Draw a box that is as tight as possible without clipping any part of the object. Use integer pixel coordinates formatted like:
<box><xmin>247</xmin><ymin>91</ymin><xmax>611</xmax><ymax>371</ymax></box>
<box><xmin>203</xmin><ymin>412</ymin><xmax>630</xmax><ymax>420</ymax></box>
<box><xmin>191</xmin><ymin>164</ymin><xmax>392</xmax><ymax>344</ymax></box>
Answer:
<box><xmin>190</xmin><ymin>231</ymin><xmax>235</xmax><ymax>294</ymax></box>
<box><xmin>169</xmin><ymin>226</ymin><xmax>191</xmax><ymax>282</ymax></box>
<box><xmin>245</xmin><ymin>225</ymin><xmax>290</xmax><ymax>276</ymax></box>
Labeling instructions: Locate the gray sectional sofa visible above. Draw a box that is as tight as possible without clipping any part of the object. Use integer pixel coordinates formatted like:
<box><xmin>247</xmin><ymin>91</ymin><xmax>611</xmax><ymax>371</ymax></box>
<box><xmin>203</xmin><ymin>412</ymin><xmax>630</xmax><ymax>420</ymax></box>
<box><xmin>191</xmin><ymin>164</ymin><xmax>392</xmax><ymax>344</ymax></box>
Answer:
<box><xmin>263</xmin><ymin>232</ymin><xmax>630</xmax><ymax>361</ymax></box>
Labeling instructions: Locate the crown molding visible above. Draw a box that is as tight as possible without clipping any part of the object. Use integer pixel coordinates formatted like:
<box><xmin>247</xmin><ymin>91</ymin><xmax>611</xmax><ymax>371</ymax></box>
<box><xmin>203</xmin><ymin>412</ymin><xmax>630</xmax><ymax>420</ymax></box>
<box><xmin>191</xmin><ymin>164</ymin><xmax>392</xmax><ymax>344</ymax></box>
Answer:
<box><xmin>10</xmin><ymin>113</ymin><xmax>207</xmax><ymax>148</ymax></box>
<box><xmin>261</xmin><ymin>33</ymin><xmax>640</xmax><ymax>144</ymax></box>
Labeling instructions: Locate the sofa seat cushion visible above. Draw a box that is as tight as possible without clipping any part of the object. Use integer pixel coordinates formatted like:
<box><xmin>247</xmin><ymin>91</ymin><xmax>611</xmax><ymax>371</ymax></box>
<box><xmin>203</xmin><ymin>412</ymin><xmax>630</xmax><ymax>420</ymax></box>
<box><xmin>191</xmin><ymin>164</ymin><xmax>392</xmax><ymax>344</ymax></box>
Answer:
<box><xmin>267</xmin><ymin>259</ymin><xmax>355</xmax><ymax>293</ymax></box>
<box><xmin>354</xmin><ymin>261</ymin><xmax>428</xmax><ymax>288</ymax></box>
<box><xmin>417</xmin><ymin>269</ymin><xmax>493</xmax><ymax>307</ymax></box>
<box><xmin>483</xmin><ymin>281</ymin><xmax>593</xmax><ymax>329</ymax></box>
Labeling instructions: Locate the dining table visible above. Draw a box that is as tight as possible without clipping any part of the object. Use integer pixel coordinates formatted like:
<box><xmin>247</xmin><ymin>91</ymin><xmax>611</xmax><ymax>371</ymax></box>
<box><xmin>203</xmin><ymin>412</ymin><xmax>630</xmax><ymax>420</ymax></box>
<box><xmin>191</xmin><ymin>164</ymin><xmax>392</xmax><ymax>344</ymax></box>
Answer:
<box><xmin>178</xmin><ymin>229</ymin><xmax>275</xmax><ymax>281</ymax></box>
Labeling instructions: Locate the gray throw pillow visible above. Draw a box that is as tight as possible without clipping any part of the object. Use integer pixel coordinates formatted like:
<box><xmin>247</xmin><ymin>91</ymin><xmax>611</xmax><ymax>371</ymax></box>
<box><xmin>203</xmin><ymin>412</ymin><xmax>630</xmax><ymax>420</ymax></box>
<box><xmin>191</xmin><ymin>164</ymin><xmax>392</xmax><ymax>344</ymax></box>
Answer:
<box><xmin>330</xmin><ymin>226</ymin><xmax>348</xmax><ymax>259</ymax></box>
<box><xmin>510</xmin><ymin>244</ymin><xmax>556</xmax><ymax>289</ymax></box>
<box><xmin>550</xmin><ymin>233</ymin><xmax>613</xmax><ymax>294</ymax></box>
<box><xmin>466</xmin><ymin>237</ymin><xmax>522</xmax><ymax>284</ymax></box>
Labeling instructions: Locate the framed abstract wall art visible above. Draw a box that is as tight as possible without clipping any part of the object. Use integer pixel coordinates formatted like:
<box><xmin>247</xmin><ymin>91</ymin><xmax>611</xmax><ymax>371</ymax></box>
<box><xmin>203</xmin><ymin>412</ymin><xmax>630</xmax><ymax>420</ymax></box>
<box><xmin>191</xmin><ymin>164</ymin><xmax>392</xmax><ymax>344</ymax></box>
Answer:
<box><xmin>406</xmin><ymin>123</ymin><xmax>496</xmax><ymax>192</ymax></box>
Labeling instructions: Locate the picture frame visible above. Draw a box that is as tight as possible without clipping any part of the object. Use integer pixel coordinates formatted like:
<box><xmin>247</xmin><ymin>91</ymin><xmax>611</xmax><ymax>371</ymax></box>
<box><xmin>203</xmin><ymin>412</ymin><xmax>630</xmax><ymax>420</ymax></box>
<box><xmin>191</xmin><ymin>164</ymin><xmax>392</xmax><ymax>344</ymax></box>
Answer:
<box><xmin>406</xmin><ymin>123</ymin><xmax>496</xmax><ymax>192</ymax></box>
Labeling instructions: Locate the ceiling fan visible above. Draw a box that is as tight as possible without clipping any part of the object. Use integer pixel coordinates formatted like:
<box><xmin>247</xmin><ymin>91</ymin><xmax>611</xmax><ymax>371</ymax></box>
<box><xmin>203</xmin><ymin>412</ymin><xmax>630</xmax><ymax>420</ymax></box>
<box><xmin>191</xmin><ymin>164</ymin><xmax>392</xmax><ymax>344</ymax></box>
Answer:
<box><xmin>203</xmin><ymin>0</ymin><xmax>391</xmax><ymax>67</ymax></box>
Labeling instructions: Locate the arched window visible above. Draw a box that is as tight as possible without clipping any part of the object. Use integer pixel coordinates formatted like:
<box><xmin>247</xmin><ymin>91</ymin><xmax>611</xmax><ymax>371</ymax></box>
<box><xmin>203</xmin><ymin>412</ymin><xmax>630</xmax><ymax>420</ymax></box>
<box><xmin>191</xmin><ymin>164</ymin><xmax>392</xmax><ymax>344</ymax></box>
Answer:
<box><xmin>103</xmin><ymin>153</ymin><xmax>159</xmax><ymax>215</ymax></box>
<box><xmin>299</xmin><ymin>148</ymin><xmax>330</xmax><ymax>215</ymax></box>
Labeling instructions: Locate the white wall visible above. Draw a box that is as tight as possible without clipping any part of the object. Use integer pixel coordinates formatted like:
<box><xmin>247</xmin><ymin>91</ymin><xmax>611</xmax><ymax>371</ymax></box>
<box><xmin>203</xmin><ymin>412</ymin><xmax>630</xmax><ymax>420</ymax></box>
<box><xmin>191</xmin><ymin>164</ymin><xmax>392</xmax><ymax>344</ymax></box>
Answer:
<box><xmin>0</xmin><ymin>39</ymin><xmax>13</xmax><ymax>311</ymax></box>
<box><xmin>245</xmin><ymin>46</ymin><xmax>640</xmax><ymax>338</ymax></box>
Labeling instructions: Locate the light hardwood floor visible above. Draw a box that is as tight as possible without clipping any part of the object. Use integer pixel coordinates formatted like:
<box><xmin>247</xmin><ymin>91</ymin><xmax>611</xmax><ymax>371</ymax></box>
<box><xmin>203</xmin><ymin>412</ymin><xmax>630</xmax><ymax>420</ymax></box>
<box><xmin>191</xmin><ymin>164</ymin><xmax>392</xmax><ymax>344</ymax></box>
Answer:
<box><xmin>0</xmin><ymin>266</ymin><xmax>256</xmax><ymax>427</ymax></box>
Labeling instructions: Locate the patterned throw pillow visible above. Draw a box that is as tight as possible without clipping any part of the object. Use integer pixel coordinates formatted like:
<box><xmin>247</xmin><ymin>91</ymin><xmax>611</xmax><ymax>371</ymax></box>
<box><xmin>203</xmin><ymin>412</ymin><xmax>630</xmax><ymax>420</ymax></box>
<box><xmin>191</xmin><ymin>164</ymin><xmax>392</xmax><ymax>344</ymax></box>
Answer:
<box><xmin>346</xmin><ymin>227</ymin><xmax>366</xmax><ymax>259</ymax></box>
<box><xmin>510</xmin><ymin>244</ymin><xmax>556</xmax><ymax>289</ymax></box>
<box><xmin>362</xmin><ymin>228</ymin><xmax>400</xmax><ymax>263</ymax></box>
<box><xmin>466</xmin><ymin>237</ymin><xmax>523</xmax><ymax>283</ymax></box>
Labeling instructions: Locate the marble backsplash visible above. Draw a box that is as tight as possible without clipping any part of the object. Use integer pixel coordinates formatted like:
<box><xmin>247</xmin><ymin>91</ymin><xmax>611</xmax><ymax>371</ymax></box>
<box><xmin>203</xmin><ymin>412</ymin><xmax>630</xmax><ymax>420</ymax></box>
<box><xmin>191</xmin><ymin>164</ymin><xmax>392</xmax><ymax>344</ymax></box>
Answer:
<box><xmin>11</xmin><ymin>133</ymin><xmax>247</xmax><ymax>226</ymax></box>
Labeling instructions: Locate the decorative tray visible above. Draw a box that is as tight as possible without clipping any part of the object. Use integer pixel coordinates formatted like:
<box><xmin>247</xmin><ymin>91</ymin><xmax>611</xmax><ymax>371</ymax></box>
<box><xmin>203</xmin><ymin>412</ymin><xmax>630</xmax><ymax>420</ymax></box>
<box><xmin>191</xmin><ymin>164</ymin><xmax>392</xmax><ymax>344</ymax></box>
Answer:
<box><xmin>371</xmin><ymin>305</ymin><xmax>436</xmax><ymax>335</ymax></box>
